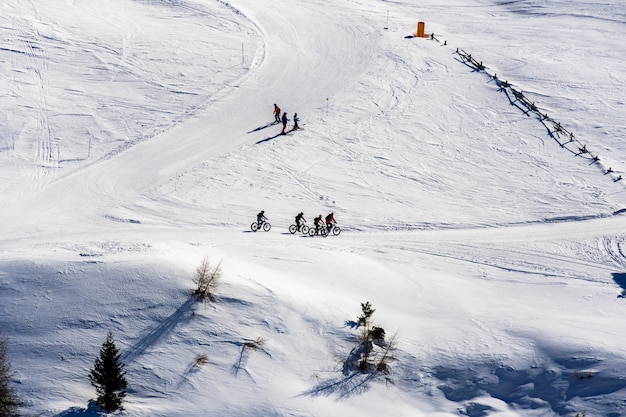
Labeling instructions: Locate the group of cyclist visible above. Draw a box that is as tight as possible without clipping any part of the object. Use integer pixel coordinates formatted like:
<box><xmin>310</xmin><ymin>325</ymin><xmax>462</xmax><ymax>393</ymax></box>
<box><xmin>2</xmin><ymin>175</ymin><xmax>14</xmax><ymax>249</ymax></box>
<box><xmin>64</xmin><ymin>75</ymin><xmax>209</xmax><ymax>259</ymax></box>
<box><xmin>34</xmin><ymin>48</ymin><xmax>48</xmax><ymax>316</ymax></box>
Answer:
<box><xmin>256</xmin><ymin>210</ymin><xmax>337</xmax><ymax>234</ymax></box>
<box><xmin>295</xmin><ymin>212</ymin><xmax>336</xmax><ymax>234</ymax></box>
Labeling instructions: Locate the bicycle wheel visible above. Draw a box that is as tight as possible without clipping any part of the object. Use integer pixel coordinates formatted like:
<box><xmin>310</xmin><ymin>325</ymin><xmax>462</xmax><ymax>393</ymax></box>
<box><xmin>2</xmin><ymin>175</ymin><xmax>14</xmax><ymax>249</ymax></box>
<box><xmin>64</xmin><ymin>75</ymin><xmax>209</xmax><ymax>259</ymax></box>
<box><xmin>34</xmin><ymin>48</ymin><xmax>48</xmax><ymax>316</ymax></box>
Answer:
<box><xmin>251</xmin><ymin>222</ymin><xmax>259</xmax><ymax>232</ymax></box>
<box><xmin>332</xmin><ymin>226</ymin><xmax>341</xmax><ymax>236</ymax></box>
<box><xmin>308</xmin><ymin>228</ymin><xmax>316</xmax><ymax>237</ymax></box>
<box><xmin>262</xmin><ymin>222</ymin><xmax>271</xmax><ymax>232</ymax></box>
<box><xmin>289</xmin><ymin>224</ymin><xmax>297</xmax><ymax>234</ymax></box>
<box><xmin>301</xmin><ymin>225</ymin><xmax>309</xmax><ymax>235</ymax></box>
<box><xmin>320</xmin><ymin>227</ymin><xmax>328</xmax><ymax>237</ymax></box>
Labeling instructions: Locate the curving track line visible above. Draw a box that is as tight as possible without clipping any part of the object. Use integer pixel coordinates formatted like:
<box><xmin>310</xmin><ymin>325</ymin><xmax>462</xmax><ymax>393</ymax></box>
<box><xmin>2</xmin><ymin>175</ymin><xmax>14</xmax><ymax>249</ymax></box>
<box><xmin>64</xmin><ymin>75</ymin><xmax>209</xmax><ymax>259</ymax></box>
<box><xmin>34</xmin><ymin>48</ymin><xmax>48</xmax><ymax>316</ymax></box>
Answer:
<box><xmin>601</xmin><ymin>235</ymin><xmax>626</xmax><ymax>269</ymax></box>
<box><xmin>0</xmin><ymin>0</ymin><xmax>380</xmax><ymax>239</ymax></box>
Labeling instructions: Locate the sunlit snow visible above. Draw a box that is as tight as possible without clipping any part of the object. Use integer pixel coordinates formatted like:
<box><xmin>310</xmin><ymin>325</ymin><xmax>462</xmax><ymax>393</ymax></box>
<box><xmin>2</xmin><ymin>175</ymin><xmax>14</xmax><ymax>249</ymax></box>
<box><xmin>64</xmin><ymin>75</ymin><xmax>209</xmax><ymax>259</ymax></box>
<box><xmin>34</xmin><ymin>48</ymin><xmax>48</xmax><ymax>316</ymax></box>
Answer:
<box><xmin>1</xmin><ymin>0</ymin><xmax>626</xmax><ymax>416</ymax></box>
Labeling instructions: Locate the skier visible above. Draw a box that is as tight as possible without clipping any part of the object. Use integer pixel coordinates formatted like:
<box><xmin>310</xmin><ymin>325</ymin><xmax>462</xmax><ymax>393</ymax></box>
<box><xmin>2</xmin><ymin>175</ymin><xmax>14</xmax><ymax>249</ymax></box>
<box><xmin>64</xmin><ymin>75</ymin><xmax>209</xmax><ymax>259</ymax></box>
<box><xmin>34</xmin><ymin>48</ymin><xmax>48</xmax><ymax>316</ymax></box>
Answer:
<box><xmin>257</xmin><ymin>210</ymin><xmax>267</xmax><ymax>226</ymax></box>
<box><xmin>281</xmin><ymin>112</ymin><xmax>289</xmax><ymax>135</ymax></box>
<box><xmin>273</xmin><ymin>104</ymin><xmax>281</xmax><ymax>123</ymax></box>
<box><xmin>292</xmin><ymin>113</ymin><xmax>299</xmax><ymax>130</ymax></box>
<box><xmin>325</xmin><ymin>212</ymin><xmax>336</xmax><ymax>231</ymax></box>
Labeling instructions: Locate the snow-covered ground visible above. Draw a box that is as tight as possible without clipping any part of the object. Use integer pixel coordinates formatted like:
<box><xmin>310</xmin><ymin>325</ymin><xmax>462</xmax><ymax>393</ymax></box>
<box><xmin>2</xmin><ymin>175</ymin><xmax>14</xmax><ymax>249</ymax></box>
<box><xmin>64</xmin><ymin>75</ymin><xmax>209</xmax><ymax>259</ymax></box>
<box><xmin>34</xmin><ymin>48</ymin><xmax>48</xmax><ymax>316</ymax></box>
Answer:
<box><xmin>1</xmin><ymin>0</ymin><xmax>626</xmax><ymax>415</ymax></box>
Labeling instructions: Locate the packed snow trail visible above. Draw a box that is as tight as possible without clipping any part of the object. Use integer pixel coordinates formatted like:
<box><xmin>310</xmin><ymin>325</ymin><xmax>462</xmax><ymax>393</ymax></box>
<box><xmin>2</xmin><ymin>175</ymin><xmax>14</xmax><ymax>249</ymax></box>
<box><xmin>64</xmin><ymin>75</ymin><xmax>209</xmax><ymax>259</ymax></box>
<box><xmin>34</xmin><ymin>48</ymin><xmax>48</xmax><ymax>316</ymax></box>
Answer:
<box><xmin>0</xmin><ymin>0</ymin><xmax>379</xmax><ymax>239</ymax></box>
<box><xmin>2</xmin><ymin>1</ymin><xmax>626</xmax><ymax>416</ymax></box>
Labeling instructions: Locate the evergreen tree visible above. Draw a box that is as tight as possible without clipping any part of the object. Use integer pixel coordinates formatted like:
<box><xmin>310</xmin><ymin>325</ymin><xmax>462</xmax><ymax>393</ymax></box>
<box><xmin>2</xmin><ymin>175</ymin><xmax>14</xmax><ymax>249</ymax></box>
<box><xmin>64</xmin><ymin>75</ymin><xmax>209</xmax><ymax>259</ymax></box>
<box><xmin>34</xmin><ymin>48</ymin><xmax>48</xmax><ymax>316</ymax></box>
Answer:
<box><xmin>0</xmin><ymin>330</ymin><xmax>19</xmax><ymax>417</ymax></box>
<box><xmin>357</xmin><ymin>302</ymin><xmax>376</xmax><ymax>371</ymax></box>
<box><xmin>357</xmin><ymin>301</ymin><xmax>374</xmax><ymax>328</ymax></box>
<box><xmin>353</xmin><ymin>302</ymin><xmax>396</xmax><ymax>373</ymax></box>
<box><xmin>89</xmin><ymin>331</ymin><xmax>128</xmax><ymax>412</ymax></box>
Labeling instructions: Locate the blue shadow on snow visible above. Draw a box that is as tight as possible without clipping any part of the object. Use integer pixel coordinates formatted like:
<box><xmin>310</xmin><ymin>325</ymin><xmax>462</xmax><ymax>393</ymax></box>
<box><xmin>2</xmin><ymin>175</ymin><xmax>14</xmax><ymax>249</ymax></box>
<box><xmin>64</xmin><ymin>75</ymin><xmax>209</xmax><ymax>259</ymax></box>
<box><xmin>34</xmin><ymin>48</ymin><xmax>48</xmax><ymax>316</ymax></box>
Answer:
<box><xmin>613</xmin><ymin>273</ymin><xmax>626</xmax><ymax>298</ymax></box>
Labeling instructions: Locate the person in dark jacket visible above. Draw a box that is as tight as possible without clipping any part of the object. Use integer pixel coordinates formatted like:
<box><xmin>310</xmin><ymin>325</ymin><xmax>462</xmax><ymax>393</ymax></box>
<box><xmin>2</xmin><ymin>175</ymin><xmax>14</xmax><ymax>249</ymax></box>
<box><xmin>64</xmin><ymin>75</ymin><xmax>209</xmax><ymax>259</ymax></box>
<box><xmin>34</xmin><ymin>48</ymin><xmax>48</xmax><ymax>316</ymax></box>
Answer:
<box><xmin>313</xmin><ymin>214</ymin><xmax>324</xmax><ymax>234</ymax></box>
<box><xmin>281</xmin><ymin>112</ymin><xmax>289</xmax><ymax>135</ymax></box>
<box><xmin>257</xmin><ymin>210</ymin><xmax>267</xmax><ymax>225</ymax></box>
<box><xmin>293</xmin><ymin>113</ymin><xmax>299</xmax><ymax>130</ymax></box>
<box><xmin>295</xmin><ymin>212</ymin><xmax>306</xmax><ymax>229</ymax></box>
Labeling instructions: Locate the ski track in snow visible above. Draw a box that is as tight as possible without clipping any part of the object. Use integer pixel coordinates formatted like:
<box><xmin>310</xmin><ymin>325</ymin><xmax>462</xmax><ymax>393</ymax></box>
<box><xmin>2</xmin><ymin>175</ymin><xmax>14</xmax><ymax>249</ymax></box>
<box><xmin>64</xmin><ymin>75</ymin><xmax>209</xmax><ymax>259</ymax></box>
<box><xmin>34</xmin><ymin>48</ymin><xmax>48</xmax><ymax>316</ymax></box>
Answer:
<box><xmin>1</xmin><ymin>0</ymin><xmax>626</xmax><ymax>416</ymax></box>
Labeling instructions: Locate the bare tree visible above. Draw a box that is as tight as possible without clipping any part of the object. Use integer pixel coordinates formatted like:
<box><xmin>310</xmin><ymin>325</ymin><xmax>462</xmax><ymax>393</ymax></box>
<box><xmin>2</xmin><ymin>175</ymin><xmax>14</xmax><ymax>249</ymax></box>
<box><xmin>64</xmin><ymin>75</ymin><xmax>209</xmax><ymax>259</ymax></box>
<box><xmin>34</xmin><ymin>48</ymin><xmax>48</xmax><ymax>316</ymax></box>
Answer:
<box><xmin>192</xmin><ymin>256</ymin><xmax>222</xmax><ymax>301</ymax></box>
<box><xmin>375</xmin><ymin>331</ymin><xmax>399</xmax><ymax>375</ymax></box>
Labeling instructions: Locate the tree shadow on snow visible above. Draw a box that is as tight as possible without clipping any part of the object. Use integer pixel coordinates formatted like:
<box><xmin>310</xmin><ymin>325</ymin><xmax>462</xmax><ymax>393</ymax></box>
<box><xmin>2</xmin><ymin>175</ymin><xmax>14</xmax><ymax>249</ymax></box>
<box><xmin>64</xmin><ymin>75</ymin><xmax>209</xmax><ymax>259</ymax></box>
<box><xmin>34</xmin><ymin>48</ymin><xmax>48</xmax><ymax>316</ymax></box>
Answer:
<box><xmin>300</xmin><ymin>370</ymin><xmax>380</xmax><ymax>399</ymax></box>
<box><xmin>344</xmin><ymin>319</ymin><xmax>360</xmax><ymax>329</ymax></box>
<box><xmin>613</xmin><ymin>273</ymin><xmax>626</xmax><ymax>298</ymax></box>
<box><xmin>300</xmin><ymin>344</ymin><xmax>384</xmax><ymax>399</ymax></box>
<box><xmin>229</xmin><ymin>339</ymin><xmax>271</xmax><ymax>380</ymax></box>
<box><xmin>121</xmin><ymin>297</ymin><xmax>195</xmax><ymax>364</ymax></box>
<box><xmin>175</xmin><ymin>358</ymin><xmax>204</xmax><ymax>390</ymax></box>
<box><xmin>53</xmin><ymin>400</ymin><xmax>104</xmax><ymax>416</ymax></box>
<box><xmin>231</xmin><ymin>344</ymin><xmax>253</xmax><ymax>379</ymax></box>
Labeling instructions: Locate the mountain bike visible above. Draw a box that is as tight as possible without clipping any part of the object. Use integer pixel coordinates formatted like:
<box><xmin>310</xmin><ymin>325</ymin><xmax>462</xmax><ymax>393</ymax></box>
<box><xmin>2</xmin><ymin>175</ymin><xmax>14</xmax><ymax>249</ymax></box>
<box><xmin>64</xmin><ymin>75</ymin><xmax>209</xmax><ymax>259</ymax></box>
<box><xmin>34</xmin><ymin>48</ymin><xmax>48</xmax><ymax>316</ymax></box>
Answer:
<box><xmin>288</xmin><ymin>223</ymin><xmax>309</xmax><ymax>235</ymax></box>
<box><xmin>251</xmin><ymin>220</ymin><xmax>271</xmax><ymax>232</ymax></box>
<box><xmin>308</xmin><ymin>225</ymin><xmax>328</xmax><ymax>237</ymax></box>
<box><xmin>327</xmin><ymin>223</ymin><xmax>342</xmax><ymax>236</ymax></box>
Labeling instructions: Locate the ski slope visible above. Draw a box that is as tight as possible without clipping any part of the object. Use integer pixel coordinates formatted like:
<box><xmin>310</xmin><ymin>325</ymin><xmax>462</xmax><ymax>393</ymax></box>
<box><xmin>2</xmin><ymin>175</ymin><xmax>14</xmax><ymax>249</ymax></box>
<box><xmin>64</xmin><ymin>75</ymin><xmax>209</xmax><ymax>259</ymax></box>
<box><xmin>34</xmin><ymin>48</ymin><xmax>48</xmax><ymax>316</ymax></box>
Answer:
<box><xmin>1</xmin><ymin>0</ymin><xmax>626</xmax><ymax>416</ymax></box>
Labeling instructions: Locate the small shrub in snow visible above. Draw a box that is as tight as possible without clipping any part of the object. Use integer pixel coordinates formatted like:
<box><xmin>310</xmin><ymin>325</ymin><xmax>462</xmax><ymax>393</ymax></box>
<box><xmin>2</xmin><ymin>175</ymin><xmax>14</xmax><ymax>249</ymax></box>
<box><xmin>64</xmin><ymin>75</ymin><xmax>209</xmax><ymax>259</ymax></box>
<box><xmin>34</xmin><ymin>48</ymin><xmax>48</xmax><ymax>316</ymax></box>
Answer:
<box><xmin>243</xmin><ymin>337</ymin><xmax>266</xmax><ymax>351</ymax></box>
<box><xmin>375</xmin><ymin>331</ymin><xmax>399</xmax><ymax>375</ymax></box>
<box><xmin>89</xmin><ymin>331</ymin><xmax>128</xmax><ymax>413</ymax></box>
<box><xmin>351</xmin><ymin>302</ymin><xmax>398</xmax><ymax>374</ymax></box>
<box><xmin>573</xmin><ymin>371</ymin><xmax>595</xmax><ymax>380</ymax></box>
<box><xmin>192</xmin><ymin>256</ymin><xmax>222</xmax><ymax>301</ymax></box>
<box><xmin>0</xmin><ymin>329</ymin><xmax>19</xmax><ymax>417</ymax></box>
<box><xmin>194</xmin><ymin>353</ymin><xmax>209</xmax><ymax>366</ymax></box>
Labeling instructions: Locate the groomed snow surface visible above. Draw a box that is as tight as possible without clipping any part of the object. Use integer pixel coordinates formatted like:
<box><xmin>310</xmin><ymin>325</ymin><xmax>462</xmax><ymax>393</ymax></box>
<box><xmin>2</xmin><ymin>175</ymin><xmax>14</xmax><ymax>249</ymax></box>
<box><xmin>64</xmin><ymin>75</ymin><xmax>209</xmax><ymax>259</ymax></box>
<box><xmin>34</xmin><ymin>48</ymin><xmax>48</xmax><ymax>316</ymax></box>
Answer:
<box><xmin>1</xmin><ymin>0</ymin><xmax>626</xmax><ymax>416</ymax></box>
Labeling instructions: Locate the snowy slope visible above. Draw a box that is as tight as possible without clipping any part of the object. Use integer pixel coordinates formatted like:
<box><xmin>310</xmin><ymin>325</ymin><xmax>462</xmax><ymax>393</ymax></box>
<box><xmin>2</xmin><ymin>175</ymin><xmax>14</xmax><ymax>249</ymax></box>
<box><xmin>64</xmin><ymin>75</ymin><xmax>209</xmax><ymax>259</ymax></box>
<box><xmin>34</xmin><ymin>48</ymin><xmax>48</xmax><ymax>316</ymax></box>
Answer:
<box><xmin>1</xmin><ymin>0</ymin><xmax>626</xmax><ymax>416</ymax></box>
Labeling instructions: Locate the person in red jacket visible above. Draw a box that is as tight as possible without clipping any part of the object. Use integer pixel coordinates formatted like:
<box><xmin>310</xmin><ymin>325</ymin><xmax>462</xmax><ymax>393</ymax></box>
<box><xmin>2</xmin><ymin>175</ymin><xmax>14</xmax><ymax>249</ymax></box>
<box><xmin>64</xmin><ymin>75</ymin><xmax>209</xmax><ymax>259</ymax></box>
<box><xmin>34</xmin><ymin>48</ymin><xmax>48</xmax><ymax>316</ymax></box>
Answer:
<box><xmin>325</xmin><ymin>212</ymin><xmax>336</xmax><ymax>231</ymax></box>
<box><xmin>273</xmin><ymin>104</ymin><xmax>281</xmax><ymax>123</ymax></box>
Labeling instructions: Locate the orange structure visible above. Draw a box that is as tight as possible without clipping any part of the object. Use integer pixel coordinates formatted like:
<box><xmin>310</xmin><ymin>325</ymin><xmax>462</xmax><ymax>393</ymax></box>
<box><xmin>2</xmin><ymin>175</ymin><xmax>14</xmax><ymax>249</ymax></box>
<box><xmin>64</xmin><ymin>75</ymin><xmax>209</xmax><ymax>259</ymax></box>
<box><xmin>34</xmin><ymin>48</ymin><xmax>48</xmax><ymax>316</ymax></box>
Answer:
<box><xmin>416</xmin><ymin>21</ymin><xmax>428</xmax><ymax>38</ymax></box>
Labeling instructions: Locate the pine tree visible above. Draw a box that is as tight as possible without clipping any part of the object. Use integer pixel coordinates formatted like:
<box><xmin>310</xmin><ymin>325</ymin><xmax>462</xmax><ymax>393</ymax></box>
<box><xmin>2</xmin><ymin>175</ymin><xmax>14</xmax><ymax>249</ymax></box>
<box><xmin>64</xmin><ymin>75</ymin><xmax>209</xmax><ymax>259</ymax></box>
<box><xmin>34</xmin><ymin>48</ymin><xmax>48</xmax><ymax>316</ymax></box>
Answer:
<box><xmin>357</xmin><ymin>302</ymin><xmax>376</xmax><ymax>371</ymax></box>
<box><xmin>0</xmin><ymin>330</ymin><xmax>19</xmax><ymax>417</ymax></box>
<box><xmin>89</xmin><ymin>331</ymin><xmax>128</xmax><ymax>412</ymax></box>
<box><xmin>354</xmin><ymin>302</ymin><xmax>396</xmax><ymax>373</ymax></box>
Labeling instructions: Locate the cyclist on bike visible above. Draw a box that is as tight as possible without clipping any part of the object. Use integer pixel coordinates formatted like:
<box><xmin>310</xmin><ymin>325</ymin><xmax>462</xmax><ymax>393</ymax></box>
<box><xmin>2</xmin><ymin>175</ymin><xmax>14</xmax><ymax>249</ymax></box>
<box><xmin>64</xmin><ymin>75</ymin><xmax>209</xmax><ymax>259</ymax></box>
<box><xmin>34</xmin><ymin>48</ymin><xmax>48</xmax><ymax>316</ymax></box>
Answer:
<box><xmin>257</xmin><ymin>210</ymin><xmax>267</xmax><ymax>226</ymax></box>
<box><xmin>313</xmin><ymin>214</ymin><xmax>324</xmax><ymax>234</ymax></box>
<box><xmin>295</xmin><ymin>212</ymin><xmax>306</xmax><ymax>230</ymax></box>
<box><xmin>325</xmin><ymin>212</ymin><xmax>336</xmax><ymax>231</ymax></box>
